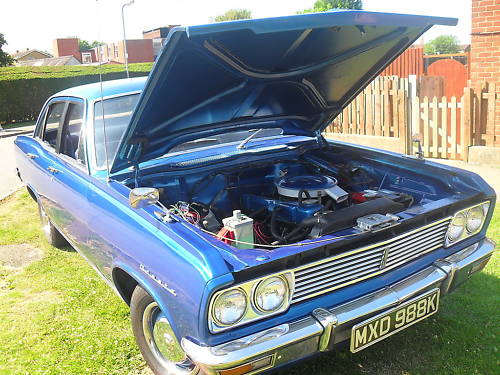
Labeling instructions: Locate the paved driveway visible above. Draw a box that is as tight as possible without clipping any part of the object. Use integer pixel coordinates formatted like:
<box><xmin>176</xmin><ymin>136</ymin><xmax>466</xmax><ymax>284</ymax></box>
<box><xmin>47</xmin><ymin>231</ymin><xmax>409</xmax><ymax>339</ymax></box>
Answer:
<box><xmin>0</xmin><ymin>127</ymin><xmax>35</xmax><ymax>199</ymax></box>
<box><xmin>0</xmin><ymin>135</ymin><xmax>23</xmax><ymax>198</ymax></box>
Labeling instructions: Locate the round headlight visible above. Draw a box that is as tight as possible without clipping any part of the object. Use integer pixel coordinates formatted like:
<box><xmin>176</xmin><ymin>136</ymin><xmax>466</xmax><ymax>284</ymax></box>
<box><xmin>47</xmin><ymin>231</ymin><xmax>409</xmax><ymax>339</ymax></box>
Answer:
<box><xmin>466</xmin><ymin>206</ymin><xmax>485</xmax><ymax>233</ymax></box>
<box><xmin>212</xmin><ymin>289</ymin><xmax>247</xmax><ymax>326</ymax></box>
<box><xmin>254</xmin><ymin>276</ymin><xmax>288</xmax><ymax>312</ymax></box>
<box><xmin>447</xmin><ymin>212</ymin><xmax>466</xmax><ymax>243</ymax></box>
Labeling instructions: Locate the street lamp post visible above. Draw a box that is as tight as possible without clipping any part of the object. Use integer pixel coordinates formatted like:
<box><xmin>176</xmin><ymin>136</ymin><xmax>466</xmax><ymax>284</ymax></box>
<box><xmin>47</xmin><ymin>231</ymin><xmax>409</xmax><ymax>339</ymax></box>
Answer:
<box><xmin>121</xmin><ymin>0</ymin><xmax>135</xmax><ymax>78</ymax></box>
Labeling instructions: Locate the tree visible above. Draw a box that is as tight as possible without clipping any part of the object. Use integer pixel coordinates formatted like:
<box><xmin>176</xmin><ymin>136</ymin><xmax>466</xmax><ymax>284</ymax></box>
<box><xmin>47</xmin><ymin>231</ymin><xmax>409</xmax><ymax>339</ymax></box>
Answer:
<box><xmin>424</xmin><ymin>35</ymin><xmax>461</xmax><ymax>55</ymax></box>
<box><xmin>79</xmin><ymin>40</ymin><xmax>104</xmax><ymax>51</ymax></box>
<box><xmin>214</xmin><ymin>9</ymin><xmax>252</xmax><ymax>22</ymax></box>
<box><xmin>299</xmin><ymin>0</ymin><xmax>362</xmax><ymax>13</ymax></box>
<box><xmin>0</xmin><ymin>33</ymin><xmax>14</xmax><ymax>67</ymax></box>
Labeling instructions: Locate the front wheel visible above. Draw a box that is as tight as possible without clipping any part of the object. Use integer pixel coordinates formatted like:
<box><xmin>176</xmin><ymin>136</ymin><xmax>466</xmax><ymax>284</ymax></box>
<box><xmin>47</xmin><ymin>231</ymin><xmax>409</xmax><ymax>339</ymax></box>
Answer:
<box><xmin>38</xmin><ymin>201</ymin><xmax>68</xmax><ymax>248</ymax></box>
<box><xmin>130</xmin><ymin>285</ymin><xmax>199</xmax><ymax>375</ymax></box>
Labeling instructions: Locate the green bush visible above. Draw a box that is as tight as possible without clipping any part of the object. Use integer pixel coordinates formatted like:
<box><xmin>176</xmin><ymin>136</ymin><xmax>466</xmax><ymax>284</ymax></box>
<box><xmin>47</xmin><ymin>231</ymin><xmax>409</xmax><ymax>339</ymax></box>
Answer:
<box><xmin>0</xmin><ymin>63</ymin><xmax>152</xmax><ymax>124</ymax></box>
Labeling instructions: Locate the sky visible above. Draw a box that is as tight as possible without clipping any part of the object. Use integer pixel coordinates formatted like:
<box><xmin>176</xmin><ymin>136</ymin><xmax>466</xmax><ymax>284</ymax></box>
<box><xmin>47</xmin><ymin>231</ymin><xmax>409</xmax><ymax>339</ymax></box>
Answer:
<box><xmin>1</xmin><ymin>0</ymin><xmax>471</xmax><ymax>54</ymax></box>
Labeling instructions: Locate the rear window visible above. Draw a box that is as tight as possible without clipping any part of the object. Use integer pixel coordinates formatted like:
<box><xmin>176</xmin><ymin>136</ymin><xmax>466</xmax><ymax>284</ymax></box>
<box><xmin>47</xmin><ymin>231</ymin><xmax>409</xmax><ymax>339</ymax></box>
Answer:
<box><xmin>94</xmin><ymin>94</ymin><xmax>139</xmax><ymax>169</ymax></box>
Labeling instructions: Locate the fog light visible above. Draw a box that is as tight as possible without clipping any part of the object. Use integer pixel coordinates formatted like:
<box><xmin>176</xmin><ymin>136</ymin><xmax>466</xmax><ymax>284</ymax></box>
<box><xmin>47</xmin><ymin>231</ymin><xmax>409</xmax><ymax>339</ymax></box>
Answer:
<box><xmin>218</xmin><ymin>355</ymin><xmax>274</xmax><ymax>375</ymax></box>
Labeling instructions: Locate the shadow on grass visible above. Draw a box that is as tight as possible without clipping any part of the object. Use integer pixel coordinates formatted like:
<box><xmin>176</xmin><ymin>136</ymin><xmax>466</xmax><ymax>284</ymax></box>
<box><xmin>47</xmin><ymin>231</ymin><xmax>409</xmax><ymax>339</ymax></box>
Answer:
<box><xmin>275</xmin><ymin>268</ymin><xmax>499</xmax><ymax>375</ymax></box>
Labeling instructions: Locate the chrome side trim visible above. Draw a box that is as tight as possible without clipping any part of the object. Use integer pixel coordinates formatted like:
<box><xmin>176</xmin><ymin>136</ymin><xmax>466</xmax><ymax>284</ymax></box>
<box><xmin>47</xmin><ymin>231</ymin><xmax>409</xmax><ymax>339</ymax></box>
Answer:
<box><xmin>184</xmin><ymin>238</ymin><xmax>495</xmax><ymax>375</ymax></box>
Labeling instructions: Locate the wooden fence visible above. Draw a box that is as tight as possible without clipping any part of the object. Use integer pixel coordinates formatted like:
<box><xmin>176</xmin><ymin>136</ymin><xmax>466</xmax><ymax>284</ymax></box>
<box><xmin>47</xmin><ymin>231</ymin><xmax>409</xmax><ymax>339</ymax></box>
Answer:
<box><xmin>325</xmin><ymin>76</ymin><xmax>410</xmax><ymax>154</ymax></box>
<box><xmin>471</xmin><ymin>82</ymin><xmax>497</xmax><ymax>148</ymax></box>
<box><xmin>380</xmin><ymin>46</ymin><xmax>424</xmax><ymax>78</ymax></box>
<box><xmin>325</xmin><ymin>77</ymin><xmax>498</xmax><ymax>161</ymax></box>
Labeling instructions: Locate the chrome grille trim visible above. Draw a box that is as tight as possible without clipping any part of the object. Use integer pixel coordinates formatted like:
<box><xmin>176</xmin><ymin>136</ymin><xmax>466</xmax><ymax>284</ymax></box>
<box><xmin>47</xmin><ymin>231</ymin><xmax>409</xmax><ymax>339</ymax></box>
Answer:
<box><xmin>291</xmin><ymin>217</ymin><xmax>451</xmax><ymax>303</ymax></box>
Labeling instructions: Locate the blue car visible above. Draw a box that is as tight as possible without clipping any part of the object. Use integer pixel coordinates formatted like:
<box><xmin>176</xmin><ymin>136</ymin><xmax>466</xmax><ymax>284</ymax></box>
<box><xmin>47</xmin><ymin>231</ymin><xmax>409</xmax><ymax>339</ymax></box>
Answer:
<box><xmin>15</xmin><ymin>11</ymin><xmax>496</xmax><ymax>375</ymax></box>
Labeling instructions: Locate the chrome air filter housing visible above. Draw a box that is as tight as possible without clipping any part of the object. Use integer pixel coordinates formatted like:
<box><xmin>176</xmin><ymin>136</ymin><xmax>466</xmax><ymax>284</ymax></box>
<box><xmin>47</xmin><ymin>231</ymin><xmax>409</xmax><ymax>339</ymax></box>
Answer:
<box><xmin>275</xmin><ymin>175</ymin><xmax>348</xmax><ymax>202</ymax></box>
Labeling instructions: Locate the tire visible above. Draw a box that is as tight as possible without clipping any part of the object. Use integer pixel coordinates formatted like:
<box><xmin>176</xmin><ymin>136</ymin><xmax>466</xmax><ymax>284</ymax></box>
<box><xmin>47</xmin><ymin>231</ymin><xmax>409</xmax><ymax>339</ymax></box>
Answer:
<box><xmin>130</xmin><ymin>286</ymin><xmax>199</xmax><ymax>375</ymax></box>
<box><xmin>38</xmin><ymin>201</ymin><xmax>68</xmax><ymax>249</ymax></box>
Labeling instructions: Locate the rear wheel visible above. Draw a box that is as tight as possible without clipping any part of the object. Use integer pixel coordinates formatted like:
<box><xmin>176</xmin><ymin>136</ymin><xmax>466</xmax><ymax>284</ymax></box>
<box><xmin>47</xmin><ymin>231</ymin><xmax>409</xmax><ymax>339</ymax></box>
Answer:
<box><xmin>130</xmin><ymin>285</ymin><xmax>199</xmax><ymax>375</ymax></box>
<box><xmin>38</xmin><ymin>202</ymin><xmax>67</xmax><ymax>248</ymax></box>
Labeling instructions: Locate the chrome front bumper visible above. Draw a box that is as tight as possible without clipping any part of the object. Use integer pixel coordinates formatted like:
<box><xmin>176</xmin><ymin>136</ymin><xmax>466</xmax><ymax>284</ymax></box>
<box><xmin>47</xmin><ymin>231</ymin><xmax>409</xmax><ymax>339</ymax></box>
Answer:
<box><xmin>182</xmin><ymin>238</ymin><xmax>496</xmax><ymax>375</ymax></box>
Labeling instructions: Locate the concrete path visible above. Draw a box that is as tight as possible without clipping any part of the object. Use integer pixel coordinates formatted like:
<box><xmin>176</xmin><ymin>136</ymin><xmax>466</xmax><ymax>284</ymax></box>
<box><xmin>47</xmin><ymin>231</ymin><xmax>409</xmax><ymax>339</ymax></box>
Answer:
<box><xmin>0</xmin><ymin>126</ymin><xmax>35</xmax><ymax>199</ymax></box>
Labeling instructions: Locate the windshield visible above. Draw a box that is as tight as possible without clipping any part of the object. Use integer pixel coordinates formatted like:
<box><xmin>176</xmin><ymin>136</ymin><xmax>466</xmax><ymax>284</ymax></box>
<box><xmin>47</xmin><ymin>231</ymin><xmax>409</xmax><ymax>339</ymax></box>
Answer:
<box><xmin>168</xmin><ymin>128</ymin><xmax>283</xmax><ymax>154</ymax></box>
<box><xmin>94</xmin><ymin>93</ymin><xmax>140</xmax><ymax>169</ymax></box>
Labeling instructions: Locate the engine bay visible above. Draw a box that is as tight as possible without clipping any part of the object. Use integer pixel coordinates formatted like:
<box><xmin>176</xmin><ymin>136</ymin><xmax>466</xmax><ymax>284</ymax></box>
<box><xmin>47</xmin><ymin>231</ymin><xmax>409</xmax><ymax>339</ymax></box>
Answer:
<box><xmin>135</xmin><ymin>149</ymin><xmax>450</xmax><ymax>249</ymax></box>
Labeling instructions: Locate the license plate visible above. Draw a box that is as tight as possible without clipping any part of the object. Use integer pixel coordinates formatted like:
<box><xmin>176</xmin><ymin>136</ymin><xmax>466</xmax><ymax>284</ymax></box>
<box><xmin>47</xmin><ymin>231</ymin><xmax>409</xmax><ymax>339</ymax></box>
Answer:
<box><xmin>350</xmin><ymin>288</ymin><xmax>440</xmax><ymax>353</ymax></box>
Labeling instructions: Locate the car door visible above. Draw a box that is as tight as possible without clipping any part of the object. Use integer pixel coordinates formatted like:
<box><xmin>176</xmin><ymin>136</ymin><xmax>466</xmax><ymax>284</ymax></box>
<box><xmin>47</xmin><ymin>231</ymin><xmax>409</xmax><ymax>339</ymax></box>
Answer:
<box><xmin>35</xmin><ymin>98</ymin><xmax>90</xmax><ymax>247</ymax></box>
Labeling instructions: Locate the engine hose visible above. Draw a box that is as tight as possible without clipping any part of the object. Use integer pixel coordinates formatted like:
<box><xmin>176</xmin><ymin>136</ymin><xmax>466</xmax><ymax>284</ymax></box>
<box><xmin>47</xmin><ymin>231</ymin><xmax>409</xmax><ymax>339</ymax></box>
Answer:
<box><xmin>270</xmin><ymin>207</ymin><xmax>286</xmax><ymax>243</ymax></box>
<box><xmin>270</xmin><ymin>207</ymin><xmax>311</xmax><ymax>244</ymax></box>
<box><xmin>320</xmin><ymin>198</ymin><xmax>334</xmax><ymax>213</ymax></box>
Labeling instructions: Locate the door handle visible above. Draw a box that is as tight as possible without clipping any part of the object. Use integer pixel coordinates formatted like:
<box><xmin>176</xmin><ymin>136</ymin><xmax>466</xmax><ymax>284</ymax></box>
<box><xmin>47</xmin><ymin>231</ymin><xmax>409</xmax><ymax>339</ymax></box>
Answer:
<box><xmin>26</xmin><ymin>153</ymin><xmax>38</xmax><ymax>159</ymax></box>
<box><xmin>47</xmin><ymin>166</ymin><xmax>60</xmax><ymax>174</ymax></box>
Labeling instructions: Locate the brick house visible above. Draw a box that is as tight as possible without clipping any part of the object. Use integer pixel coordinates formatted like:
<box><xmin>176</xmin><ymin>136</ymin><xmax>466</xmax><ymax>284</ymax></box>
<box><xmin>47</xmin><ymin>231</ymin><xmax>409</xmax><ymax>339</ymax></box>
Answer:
<box><xmin>53</xmin><ymin>38</ymin><xmax>82</xmax><ymax>62</ymax></box>
<box><xmin>470</xmin><ymin>0</ymin><xmax>500</xmax><ymax>146</ymax></box>
<box><xmin>143</xmin><ymin>25</ymin><xmax>179</xmax><ymax>59</ymax></box>
<box><xmin>94</xmin><ymin>39</ymin><xmax>154</xmax><ymax>64</ymax></box>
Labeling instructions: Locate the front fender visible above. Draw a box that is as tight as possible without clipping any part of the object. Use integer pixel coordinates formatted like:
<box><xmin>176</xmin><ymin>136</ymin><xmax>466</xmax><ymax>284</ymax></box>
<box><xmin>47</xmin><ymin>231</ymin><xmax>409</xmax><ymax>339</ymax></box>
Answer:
<box><xmin>112</xmin><ymin>260</ymin><xmax>199</xmax><ymax>345</ymax></box>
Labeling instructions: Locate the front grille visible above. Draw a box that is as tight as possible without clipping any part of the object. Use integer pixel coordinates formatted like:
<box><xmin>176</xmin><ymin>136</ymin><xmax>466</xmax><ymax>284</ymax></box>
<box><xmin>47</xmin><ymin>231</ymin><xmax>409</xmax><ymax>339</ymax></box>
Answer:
<box><xmin>291</xmin><ymin>218</ymin><xmax>451</xmax><ymax>303</ymax></box>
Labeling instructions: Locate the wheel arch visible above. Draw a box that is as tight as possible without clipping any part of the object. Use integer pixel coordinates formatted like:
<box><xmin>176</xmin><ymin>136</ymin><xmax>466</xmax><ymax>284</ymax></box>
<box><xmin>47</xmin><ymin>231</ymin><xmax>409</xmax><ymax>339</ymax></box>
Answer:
<box><xmin>112</xmin><ymin>267</ymin><xmax>139</xmax><ymax>305</ymax></box>
<box><xmin>26</xmin><ymin>184</ymin><xmax>38</xmax><ymax>202</ymax></box>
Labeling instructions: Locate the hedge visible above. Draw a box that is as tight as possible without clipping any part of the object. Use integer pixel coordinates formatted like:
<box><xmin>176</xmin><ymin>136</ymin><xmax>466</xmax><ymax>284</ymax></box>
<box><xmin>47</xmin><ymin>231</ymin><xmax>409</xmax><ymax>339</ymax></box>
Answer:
<box><xmin>0</xmin><ymin>63</ymin><xmax>153</xmax><ymax>124</ymax></box>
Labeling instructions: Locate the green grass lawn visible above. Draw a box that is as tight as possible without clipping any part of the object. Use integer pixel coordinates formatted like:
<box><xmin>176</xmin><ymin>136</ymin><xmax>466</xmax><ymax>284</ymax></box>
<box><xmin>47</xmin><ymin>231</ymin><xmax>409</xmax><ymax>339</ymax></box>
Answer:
<box><xmin>1</xmin><ymin>120</ymin><xmax>35</xmax><ymax>130</ymax></box>
<box><xmin>0</xmin><ymin>191</ymin><xmax>498</xmax><ymax>375</ymax></box>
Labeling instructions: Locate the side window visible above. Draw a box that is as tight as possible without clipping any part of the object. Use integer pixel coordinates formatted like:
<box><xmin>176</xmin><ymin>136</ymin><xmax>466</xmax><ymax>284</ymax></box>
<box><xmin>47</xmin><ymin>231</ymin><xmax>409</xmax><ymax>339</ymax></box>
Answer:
<box><xmin>60</xmin><ymin>102</ymin><xmax>86</xmax><ymax>164</ymax></box>
<box><xmin>43</xmin><ymin>102</ymin><xmax>66</xmax><ymax>148</ymax></box>
<box><xmin>94</xmin><ymin>94</ymin><xmax>140</xmax><ymax>169</ymax></box>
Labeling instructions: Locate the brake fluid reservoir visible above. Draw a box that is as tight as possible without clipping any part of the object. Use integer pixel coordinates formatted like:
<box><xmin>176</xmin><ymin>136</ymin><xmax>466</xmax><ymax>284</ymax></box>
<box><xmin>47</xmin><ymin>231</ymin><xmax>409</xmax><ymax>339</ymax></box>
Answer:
<box><xmin>222</xmin><ymin>210</ymin><xmax>254</xmax><ymax>249</ymax></box>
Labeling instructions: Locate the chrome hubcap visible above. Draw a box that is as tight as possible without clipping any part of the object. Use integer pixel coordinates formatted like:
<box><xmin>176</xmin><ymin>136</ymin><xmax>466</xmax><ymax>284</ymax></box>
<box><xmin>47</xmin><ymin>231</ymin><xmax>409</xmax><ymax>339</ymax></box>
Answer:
<box><xmin>142</xmin><ymin>302</ymin><xmax>198</xmax><ymax>374</ymax></box>
<box><xmin>39</xmin><ymin>206</ymin><xmax>51</xmax><ymax>239</ymax></box>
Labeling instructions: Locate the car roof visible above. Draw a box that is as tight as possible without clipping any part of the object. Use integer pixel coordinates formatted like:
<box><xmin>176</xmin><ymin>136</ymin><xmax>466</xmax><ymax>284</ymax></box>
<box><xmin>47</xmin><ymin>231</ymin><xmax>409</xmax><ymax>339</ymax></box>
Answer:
<box><xmin>53</xmin><ymin>76</ymin><xmax>147</xmax><ymax>102</ymax></box>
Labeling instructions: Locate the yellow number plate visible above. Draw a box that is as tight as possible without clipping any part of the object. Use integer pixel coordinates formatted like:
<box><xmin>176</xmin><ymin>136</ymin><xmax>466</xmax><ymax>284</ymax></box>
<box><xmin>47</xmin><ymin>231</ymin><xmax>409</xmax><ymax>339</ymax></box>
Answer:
<box><xmin>350</xmin><ymin>288</ymin><xmax>440</xmax><ymax>353</ymax></box>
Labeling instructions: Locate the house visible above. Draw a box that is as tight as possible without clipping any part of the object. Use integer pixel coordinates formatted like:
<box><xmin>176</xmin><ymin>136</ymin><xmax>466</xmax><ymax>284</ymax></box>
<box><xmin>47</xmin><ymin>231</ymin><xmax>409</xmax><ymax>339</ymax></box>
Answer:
<box><xmin>53</xmin><ymin>38</ymin><xmax>82</xmax><ymax>62</ymax></box>
<box><xmin>93</xmin><ymin>39</ymin><xmax>154</xmax><ymax>64</ymax></box>
<box><xmin>142</xmin><ymin>25</ymin><xmax>179</xmax><ymax>59</ymax></box>
<box><xmin>11</xmin><ymin>49</ymin><xmax>52</xmax><ymax>63</ymax></box>
<box><xmin>15</xmin><ymin>55</ymin><xmax>81</xmax><ymax>67</ymax></box>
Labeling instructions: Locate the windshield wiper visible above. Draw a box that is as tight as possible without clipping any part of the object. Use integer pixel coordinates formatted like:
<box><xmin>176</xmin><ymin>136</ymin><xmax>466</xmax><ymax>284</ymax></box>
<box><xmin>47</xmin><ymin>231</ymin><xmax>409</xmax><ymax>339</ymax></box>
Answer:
<box><xmin>237</xmin><ymin>128</ymin><xmax>265</xmax><ymax>150</ymax></box>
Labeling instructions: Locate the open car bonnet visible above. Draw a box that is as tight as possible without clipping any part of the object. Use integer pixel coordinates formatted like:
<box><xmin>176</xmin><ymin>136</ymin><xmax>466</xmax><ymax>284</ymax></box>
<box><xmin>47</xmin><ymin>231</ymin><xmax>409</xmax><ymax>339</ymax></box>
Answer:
<box><xmin>110</xmin><ymin>10</ymin><xmax>456</xmax><ymax>173</ymax></box>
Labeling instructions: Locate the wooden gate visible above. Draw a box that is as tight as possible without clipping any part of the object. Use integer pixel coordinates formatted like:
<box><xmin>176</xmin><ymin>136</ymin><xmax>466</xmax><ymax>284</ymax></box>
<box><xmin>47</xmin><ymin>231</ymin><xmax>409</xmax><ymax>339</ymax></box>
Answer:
<box><xmin>427</xmin><ymin>59</ymin><xmax>468</xmax><ymax>98</ymax></box>
<box><xmin>411</xmin><ymin>94</ymin><xmax>468</xmax><ymax>160</ymax></box>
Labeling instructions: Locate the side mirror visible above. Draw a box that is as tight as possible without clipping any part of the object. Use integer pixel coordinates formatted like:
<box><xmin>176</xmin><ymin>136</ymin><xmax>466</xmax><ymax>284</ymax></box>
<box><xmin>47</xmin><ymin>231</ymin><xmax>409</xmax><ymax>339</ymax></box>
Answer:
<box><xmin>129</xmin><ymin>187</ymin><xmax>159</xmax><ymax>209</ymax></box>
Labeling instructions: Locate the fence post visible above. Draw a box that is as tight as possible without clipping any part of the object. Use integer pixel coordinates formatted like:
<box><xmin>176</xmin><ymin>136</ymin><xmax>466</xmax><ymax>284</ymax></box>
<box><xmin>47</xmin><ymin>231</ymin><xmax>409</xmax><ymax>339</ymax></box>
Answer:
<box><xmin>398</xmin><ymin>90</ymin><xmax>408</xmax><ymax>153</ymax></box>
<box><xmin>432</xmin><ymin>97</ymin><xmax>439</xmax><ymax>158</ymax></box>
<box><xmin>441</xmin><ymin>96</ymin><xmax>448</xmax><ymax>159</ymax></box>
<box><xmin>485</xmin><ymin>82</ymin><xmax>496</xmax><ymax>146</ymax></box>
<box><xmin>461</xmin><ymin>87</ymin><xmax>473</xmax><ymax>161</ymax></box>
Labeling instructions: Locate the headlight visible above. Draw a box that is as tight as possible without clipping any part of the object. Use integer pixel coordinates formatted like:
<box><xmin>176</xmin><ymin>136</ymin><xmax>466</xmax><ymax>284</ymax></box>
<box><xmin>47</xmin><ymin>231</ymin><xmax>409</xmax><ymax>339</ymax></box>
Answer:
<box><xmin>212</xmin><ymin>289</ymin><xmax>247</xmax><ymax>326</ymax></box>
<box><xmin>447</xmin><ymin>212</ymin><xmax>466</xmax><ymax>243</ymax></box>
<box><xmin>466</xmin><ymin>205</ymin><xmax>486</xmax><ymax>233</ymax></box>
<box><xmin>254</xmin><ymin>276</ymin><xmax>288</xmax><ymax>312</ymax></box>
<box><xmin>209</xmin><ymin>272</ymin><xmax>294</xmax><ymax>333</ymax></box>
<box><xmin>446</xmin><ymin>202</ymin><xmax>490</xmax><ymax>247</ymax></box>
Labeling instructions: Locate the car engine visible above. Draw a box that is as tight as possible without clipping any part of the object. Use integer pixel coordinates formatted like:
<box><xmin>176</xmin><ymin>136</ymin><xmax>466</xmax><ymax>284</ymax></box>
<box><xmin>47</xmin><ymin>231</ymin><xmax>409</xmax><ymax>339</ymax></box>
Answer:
<box><xmin>153</xmin><ymin>156</ymin><xmax>421</xmax><ymax>249</ymax></box>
